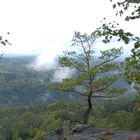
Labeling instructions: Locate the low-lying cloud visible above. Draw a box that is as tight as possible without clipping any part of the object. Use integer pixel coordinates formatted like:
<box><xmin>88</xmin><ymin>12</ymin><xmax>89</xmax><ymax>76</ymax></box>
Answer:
<box><xmin>52</xmin><ymin>67</ymin><xmax>75</xmax><ymax>82</ymax></box>
<box><xmin>28</xmin><ymin>42</ymin><xmax>75</xmax><ymax>82</ymax></box>
<box><xmin>29</xmin><ymin>41</ymin><xmax>65</xmax><ymax>71</ymax></box>
<box><xmin>29</xmin><ymin>52</ymin><xmax>58</xmax><ymax>71</ymax></box>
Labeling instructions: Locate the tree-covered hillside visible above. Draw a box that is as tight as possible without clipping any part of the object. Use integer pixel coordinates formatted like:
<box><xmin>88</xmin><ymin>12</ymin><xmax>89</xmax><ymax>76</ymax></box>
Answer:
<box><xmin>0</xmin><ymin>56</ymin><xmax>131</xmax><ymax>107</ymax></box>
<box><xmin>0</xmin><ymin>56</ymin><xmax>80</xmax><ymax>107</ymax></box>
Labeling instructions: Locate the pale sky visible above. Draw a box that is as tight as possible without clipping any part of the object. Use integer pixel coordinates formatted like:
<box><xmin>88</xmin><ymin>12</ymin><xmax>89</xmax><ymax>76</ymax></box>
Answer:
<box><xmin>0</xmin><ymin>0</ymin><xmax>139</xmax><ymax>56</ymax></box>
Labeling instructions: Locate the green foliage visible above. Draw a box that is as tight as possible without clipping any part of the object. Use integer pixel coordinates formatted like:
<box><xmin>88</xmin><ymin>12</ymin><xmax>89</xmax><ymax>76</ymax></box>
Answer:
<box><xmin>108</xmin><ymin>0</ymin><xmax>140</xmax><ymax>90</ymax></box>
<box><xmin>111</xmin><ymin>0</ymin><xmax>140</xmax><ymax>21</ymax></box>
<box><xmin>106</xmin><ymin>111</ymin><xmax>133</xmax><ymax>130</ymax></box>
<box><xmin>89</xmin><ymin>97</ymin><xmax>135</xmax><ymax>129</ymax></box>
<box><xmin>47</xmin><ymin>100</ymin><xmax>66</xmax><ymax>111</ymax></box>
<box><xmin>63</xmin><ymin>120</ymin><xmax>71</xmax><ymax>140</ymax></box>
<box><xmin>0</xmin><ymin>104</ymin><xmax>63</xmax><ymax>139</ymax></box>
<box><xmin>0</xmin><ymin>98</ymin><xmax>139</xmax><ymax>139</ymax></box>
<box><xmin>104</xmin><ymin>88</ymin><xmax>127</xmax><ymax>94</ymax></box>
<box><xmin>0</xmin><ymin>108</ymin><xmax>37</xmax><ymax>139</ymax></box>
<box><xmin>124</xmin><ymin>42</ymin><xmax>140</xmax><ymax>86</ymax></box>
<box><xmin>89</xmin><ymin>110</ymin><xmax>133</xmax><ymax>130</ymax></box>
<box><xmin>98</xmin><ymin>20</ymin><xmax>134</xmax><ymax>45</ymax></box>
<box><xmin>131</xmin><ymin>94</ymin><xmax>140</xmax><ymax>130</ymax></box>
<box><xmin>98</xmin><ymin>63</ymin><xmax>119</xmax><ymax>73</ymax></box>
<box><xmin>47</xmin><ymin>100</ymin><xmax>82</xmax><ymax>112</ymax></box>
<box><xmin>98</xmin><ymin>18</ymin><xmax>140</xmax><ymax>95</ymax></box>
<box><xmin>60</xmin><ymin>79</ymin><xmax>77</xmax><ymax>91</ymax></box>
<box><xmin>42</xmin><ymin>114</ymin><xmax>62</xmax><ymax>134</ymax></box>
<box><xmin>34</xmin><ymin>129</ymin><xmax>46</xmax><ymax>140</ymax></box>
<box><xmin>47</xmin><ymin>100</ymin><xmax>84</xmax><ymax>122</ymax></box>
<box><xmin>100</xmin><ymin>47</ymin><xmax>123</xmax><ymax>59</ymax></box>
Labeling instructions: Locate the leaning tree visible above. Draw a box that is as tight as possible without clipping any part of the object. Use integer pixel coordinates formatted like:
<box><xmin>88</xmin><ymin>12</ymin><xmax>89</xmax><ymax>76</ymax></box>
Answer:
<box><xmin>49</xmin><ymin>29</ymin><xmax>126</xmax><ymax>123</ymax></box>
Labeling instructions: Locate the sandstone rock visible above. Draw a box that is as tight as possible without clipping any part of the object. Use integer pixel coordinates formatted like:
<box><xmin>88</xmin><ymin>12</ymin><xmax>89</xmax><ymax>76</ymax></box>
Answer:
<box><xmin>72</xmin><ymin>124</ymin><xmax>90</xmax><ymax>133</ymax></box>
<box><xmin>128</xmin><ymin>135</ymin><xmax>140</xmax><ymax>140</ymax></box>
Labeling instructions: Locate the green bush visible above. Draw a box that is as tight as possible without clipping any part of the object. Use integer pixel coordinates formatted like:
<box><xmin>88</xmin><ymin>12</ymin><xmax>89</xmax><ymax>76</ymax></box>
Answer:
<box><xmin>131</xmin><ymin>95</ymin><xmax>140</xmax><ymax>130</ymax></box>
<box><xmin>89</xmin><ymin>111</ymin><xmax>133</xmax><ymax>130</ymax></box>
<box><xmin>42</xmin><ymin>114</ymin><xmax>62</xmax><ymax>134</ymax></box>
<box><xmin>106</xmin><ymin>111</ymin><xmax>133</xmax><ymax>130</ymax></box>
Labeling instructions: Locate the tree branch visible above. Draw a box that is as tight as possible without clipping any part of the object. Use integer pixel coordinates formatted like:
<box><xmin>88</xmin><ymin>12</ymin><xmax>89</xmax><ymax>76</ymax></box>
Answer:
<box><xmin>92</xmin><ymin>80</ymin><xmax>115</xmax><ymax>93</ymax></box>
<box><xmin>88</xmin><ymin>36</ymin><xmax>97</xmax><ymax>49</ymax></box>
<box><xmin>68</xmin><ymin>89</ymin><xmax>88</xmax><ymax>97</ymax></box>
<box><xmin>96</xmin><ymin>56</ymin><xmax>119</xmax><ymax>67</ymax></box>
<box><xmin>93</xmin><ymin>93</ymin><xmax>122</xmax><ymax>98</ymax></box>
<box><xmin>70</xmin><ymin>61</ymin><xmax>85</xmax><ymax>72</ymax></box>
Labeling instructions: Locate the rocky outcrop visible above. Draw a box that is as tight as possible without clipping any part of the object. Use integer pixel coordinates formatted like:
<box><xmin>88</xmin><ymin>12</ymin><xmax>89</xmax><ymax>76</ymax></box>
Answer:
<box><xmin>71</xmin><ymin>125</ymin><xmax>140</xmax><ymax>140</ymax></box>
<box><xmin>46</xmin><ymin>124</ymin><xmax>140</xmax><ymax>140</ymax></box>
<box><xmin>72</xmin><ymin>124</ymin><xmax>91</xmax><ymax>133</ymax></box>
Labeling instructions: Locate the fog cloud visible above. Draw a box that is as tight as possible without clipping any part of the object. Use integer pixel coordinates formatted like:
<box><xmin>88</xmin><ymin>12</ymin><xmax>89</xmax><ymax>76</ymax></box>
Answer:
<box><xmin>52</xmin><ymin>67</ymin><xmax>75</xmax><ymax>82</ymax></box>
<box><xmin>30</xmin><ymin>52</ymin><xmax>58</xmax><ymax>71</ymax></box>
<box><xmin>28</xmin><ymin>41</ymin><xmax>75</xmax><ymax>81</ymax></box>
<box><xmin>29</xmin><ymin>41</ymin><xmax>65</xmax><ymax>71</ymax></box>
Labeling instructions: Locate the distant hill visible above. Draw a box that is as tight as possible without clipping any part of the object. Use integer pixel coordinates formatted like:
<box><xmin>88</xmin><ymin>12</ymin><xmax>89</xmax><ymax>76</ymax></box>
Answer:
<box><xmin>0</xmin><ymin>56</ymin><xmax>132</xmax><ymax>107</ymax></box>
<box><xmin>0</xmin><ymin>56</ymin><xmax>81</xmax><ymax>107</ymax></box>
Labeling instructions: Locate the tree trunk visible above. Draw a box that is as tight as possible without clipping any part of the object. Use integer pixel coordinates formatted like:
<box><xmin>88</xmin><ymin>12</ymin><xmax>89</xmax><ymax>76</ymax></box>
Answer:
<box><xmin>83</xmin><ymin>95</ymin><xmax>92</xmax><ymax>124</ymax></box>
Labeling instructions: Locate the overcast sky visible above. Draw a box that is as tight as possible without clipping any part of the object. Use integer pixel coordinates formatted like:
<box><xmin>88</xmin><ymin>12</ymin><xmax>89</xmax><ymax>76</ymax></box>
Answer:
<box><xmin>0</xmin><ymin>0</ymin><xmax>139</xmax><ymax>57</ymax></box>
